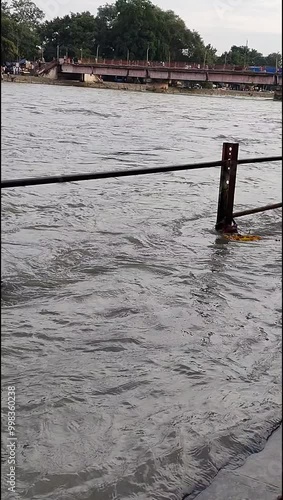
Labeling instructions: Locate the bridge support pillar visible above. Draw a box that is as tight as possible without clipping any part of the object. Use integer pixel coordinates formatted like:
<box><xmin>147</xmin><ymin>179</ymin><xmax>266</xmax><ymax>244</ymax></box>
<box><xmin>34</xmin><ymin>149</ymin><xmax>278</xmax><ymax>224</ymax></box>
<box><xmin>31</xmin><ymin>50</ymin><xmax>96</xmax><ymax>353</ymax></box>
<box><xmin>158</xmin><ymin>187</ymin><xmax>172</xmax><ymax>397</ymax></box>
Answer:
<box><xmin>147</xmin><ymin>80</ymin><xmax>168</xmax><ymax>92</ymax></box>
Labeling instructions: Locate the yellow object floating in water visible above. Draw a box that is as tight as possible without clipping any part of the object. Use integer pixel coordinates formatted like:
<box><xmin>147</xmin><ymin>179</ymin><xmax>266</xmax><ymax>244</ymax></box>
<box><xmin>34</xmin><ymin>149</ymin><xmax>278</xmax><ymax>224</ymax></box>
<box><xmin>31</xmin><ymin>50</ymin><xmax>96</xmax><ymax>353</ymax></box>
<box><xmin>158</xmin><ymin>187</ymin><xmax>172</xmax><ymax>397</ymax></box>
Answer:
<box><xmin>224</xmin><ymin>234</ymin><xmax>261</xmax><ymax>242</ymax></box>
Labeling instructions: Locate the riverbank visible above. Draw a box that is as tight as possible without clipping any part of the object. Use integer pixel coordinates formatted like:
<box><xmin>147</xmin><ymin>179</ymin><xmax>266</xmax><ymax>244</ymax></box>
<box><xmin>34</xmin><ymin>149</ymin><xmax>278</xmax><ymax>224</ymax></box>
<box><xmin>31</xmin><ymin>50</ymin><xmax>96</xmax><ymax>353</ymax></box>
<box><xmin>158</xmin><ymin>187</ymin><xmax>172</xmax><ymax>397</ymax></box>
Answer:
<box><xmin>195</xmin><ymin>425</ymin><xmax>282</xmax><ymax>500</ymax></box>
<box><xmin>1</xmin><ymin>74</ymin><xmax>275</xmax><ymax>99</ymax></box>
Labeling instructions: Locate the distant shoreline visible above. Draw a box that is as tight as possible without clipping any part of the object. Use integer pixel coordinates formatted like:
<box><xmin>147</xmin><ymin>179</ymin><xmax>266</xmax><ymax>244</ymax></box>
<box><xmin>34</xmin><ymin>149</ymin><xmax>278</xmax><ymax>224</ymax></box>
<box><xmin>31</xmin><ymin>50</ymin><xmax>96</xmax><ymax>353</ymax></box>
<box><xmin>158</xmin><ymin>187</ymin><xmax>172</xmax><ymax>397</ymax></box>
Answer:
<box><xmin>1</xmin><ymin>74</ymin><xmax>275</xmax><ymax>99</ymax></box>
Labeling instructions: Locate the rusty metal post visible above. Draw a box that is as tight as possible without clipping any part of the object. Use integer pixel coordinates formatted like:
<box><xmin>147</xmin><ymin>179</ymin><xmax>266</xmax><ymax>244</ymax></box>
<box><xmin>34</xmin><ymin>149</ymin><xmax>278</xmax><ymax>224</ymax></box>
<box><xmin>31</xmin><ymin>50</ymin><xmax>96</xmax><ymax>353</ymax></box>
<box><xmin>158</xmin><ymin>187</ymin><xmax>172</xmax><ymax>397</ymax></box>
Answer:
<box><xmin>215</xmin><ymin>142</ymin><xmax>239</xmax><ymax>231</ymax></box>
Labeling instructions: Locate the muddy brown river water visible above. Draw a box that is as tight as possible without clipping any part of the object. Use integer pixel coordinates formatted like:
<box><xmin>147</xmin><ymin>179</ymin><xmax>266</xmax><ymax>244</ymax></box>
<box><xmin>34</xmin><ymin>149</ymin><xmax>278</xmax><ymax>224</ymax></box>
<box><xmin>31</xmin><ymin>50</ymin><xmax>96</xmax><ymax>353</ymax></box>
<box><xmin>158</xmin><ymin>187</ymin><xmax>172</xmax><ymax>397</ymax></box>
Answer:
<box><xmin>1</xmin><ymin>83</ymin><xmax>282</xmax><ymax>500</ymax></box>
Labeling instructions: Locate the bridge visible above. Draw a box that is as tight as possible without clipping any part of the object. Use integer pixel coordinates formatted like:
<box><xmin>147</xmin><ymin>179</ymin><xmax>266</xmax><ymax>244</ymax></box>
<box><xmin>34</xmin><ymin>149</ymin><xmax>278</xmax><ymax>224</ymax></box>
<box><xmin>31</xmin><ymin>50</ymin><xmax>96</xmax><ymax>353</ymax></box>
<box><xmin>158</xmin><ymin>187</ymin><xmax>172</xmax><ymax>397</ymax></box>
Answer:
<box><xmin>57</xmin><ymin>59</ymin><xmax>282</xmax><ymax>87</ymax></box>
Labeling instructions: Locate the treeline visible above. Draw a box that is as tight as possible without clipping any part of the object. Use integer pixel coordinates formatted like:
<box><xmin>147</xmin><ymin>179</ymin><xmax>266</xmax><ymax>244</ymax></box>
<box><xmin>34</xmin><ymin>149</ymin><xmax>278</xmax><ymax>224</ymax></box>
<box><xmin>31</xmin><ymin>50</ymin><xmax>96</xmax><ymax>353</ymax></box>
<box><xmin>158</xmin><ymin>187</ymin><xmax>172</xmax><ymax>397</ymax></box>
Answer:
<box><xmin>1</xmin><ymin>0</ymin><xmax>282</xmax><ymax>67</ymax></box>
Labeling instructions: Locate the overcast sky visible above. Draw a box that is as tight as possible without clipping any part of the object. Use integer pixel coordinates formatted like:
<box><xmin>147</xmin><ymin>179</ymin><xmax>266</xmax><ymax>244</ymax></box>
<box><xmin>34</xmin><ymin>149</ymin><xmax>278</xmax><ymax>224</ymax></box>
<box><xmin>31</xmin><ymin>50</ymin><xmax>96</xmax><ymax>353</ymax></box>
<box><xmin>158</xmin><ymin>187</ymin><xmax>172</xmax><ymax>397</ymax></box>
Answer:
<box><xmin>38</xmin><ymin>0</ymin><xmax>282</xmax><ymax>55</ymax></box>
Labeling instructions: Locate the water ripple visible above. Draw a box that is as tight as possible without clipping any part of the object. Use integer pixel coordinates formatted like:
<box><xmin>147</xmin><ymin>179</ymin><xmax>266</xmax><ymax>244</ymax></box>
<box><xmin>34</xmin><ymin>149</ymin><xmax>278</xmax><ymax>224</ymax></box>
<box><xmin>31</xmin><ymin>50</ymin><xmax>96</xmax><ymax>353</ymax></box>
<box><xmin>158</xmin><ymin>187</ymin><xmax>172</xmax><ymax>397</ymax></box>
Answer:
<box><xmin>1</xmin><ymin>83</ymin><xmax>282</xmax><ymax>500</ymax></box>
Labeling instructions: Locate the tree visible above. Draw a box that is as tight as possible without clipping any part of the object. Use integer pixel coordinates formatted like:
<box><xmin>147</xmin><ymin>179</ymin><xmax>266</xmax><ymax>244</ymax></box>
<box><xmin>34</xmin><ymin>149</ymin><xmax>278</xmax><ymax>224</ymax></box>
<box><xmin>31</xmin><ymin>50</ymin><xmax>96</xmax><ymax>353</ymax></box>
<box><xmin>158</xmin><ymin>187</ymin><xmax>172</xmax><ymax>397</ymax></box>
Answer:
<box><xmin>1</xmin><ymin>14</ymin><xmax>18</xmax><ymax>62</ymax></box>
<box><xmin>38</xmin><ymin>12</ymin><xmax>98</xmax><ymax>60</ymax></box>
<box><xmin>94</xmin><ymin>4</ymin><xmax>116</xmax><ymax>58</ymax></box>
<box><xmin>10</xmin><ymin>0</ymin><xmax>44</xmax><ymax>26</ymax></box>
<box><xmin>217</xmin><ymin>45</ymin><xmax>266</xmax><ymax>66</ymax></box>
<box><xmin>94</xmin><ymin>0</ymin><xmax>213</xmax><ymax>62</ymax></box>
<box><xmin>248</xmin><ymin>48</ymin><xmax>265</xmax><ymax>66</ymax></box>
<box><xmin>264</xmin><ymin>52</ymin><xmax>282</xmax><ymax>67</ymax></box>
<box><xmin>1</xmin><ymin>0</ymin><xmax>44</xmax><ymax>63</ymax></box>
<box><xmin>217</xmin><ymin>46</ymin><xmax>282</xmax><ymax>68</ymax></box>
<box><xmin>1</xmin><ymin>0</ymin><xmax>280</xmax><ymax>67</ymax></box>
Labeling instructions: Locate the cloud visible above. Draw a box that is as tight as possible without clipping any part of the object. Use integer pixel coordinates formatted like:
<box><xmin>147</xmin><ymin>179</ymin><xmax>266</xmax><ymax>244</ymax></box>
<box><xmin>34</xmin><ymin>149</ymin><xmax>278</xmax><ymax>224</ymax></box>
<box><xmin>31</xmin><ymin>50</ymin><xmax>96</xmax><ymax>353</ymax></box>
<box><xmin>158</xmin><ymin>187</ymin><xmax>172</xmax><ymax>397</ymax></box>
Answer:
<box><xmin>156</xmin><ymin>0</ymin><xmax>282</xmax><ymax>53</ymax></box>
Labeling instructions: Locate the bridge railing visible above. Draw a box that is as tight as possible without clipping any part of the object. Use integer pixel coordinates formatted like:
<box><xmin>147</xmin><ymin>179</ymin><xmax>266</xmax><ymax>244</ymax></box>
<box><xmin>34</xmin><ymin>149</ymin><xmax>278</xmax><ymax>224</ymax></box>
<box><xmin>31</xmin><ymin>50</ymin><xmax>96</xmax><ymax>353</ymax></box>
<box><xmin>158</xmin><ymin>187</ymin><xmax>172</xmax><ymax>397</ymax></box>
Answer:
<box><xmin>79</xmin><ymin>58</ymin><xmax>204</xmax><ymax>69</ymax></box>
<box><xmin>76</xmin><ymin>58</ymin><xmax>282</xmax><ymax>73</ymax></box>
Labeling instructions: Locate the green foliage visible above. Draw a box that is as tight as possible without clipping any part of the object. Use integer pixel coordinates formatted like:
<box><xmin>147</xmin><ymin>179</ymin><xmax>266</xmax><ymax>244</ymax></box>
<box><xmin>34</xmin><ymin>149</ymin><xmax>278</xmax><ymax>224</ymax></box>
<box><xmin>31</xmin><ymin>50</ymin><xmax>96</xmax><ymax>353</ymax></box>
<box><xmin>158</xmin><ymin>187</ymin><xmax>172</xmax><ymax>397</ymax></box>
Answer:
<box><xmin>38</xmin><ymin>12</ymin><xmax>98</xmax><ymax>60</ymax></box>
<box><xmin>1</xmin><ymin>14</ymin><xmax>18</xmax><ymax>62</ymax></box>
<box><xmin>264</xmin><ymin>52</ymin><xmax>282</xmax><ymax>67</ymax></box>
<box><xmin>217</xmin><ymin>46</ymin><xmax>282</xmax><ymax>68</ymax></box>
<box><xmin>1</xmin><ymin>0</ymin><xmax>44</xmax><ymax>63</ymax></box>
<box><xmin>1</xmin><ymin>0</ymin><xmax>281</xmax><ymax>68</ymax></box>
<box><xmin>93</xmin><ymin>0</ymin><xmax>217</xmax><ymax>62</ymax></box>
<box><xmin>37</xmin><ymin>0</ymin><xmax>216</xmax><ymax>62</ymax></box>
<box><xmin>10</xmin><ymin>0</ymin><xmax>44</xmax><ymax>26</ymax></box>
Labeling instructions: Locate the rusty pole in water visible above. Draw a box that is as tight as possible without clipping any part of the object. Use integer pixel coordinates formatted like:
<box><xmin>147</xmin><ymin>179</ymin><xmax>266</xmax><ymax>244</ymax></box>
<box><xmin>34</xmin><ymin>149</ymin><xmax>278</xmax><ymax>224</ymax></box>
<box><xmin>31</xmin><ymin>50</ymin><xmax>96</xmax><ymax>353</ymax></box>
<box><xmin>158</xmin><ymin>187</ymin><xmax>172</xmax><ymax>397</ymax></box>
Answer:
<box><xmin>215</xmin><ymin>143</ymin><xmax>239</xmax><ymax>232</ymax></box>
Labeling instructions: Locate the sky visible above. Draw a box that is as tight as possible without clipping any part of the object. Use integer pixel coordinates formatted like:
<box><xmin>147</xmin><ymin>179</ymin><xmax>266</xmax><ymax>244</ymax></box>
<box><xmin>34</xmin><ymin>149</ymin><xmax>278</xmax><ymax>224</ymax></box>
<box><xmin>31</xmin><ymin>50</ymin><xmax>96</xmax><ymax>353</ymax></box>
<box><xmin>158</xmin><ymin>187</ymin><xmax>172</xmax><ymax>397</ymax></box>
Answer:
<box><xmin>36</xmin><ymin>0</ymin><xmax>282</xmax><ymax>55</ymax></box>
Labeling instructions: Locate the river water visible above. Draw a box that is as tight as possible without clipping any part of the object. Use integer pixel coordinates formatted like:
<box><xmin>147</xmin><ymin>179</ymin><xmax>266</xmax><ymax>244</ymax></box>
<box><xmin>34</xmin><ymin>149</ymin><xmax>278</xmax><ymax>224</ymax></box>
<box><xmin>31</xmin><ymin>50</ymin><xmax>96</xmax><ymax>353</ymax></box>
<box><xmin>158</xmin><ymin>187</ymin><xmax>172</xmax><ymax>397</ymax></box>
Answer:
<box><xmin>1</xmin><ymin>83</ymin><xmax>282</xmax><ymax>500</ymax></box>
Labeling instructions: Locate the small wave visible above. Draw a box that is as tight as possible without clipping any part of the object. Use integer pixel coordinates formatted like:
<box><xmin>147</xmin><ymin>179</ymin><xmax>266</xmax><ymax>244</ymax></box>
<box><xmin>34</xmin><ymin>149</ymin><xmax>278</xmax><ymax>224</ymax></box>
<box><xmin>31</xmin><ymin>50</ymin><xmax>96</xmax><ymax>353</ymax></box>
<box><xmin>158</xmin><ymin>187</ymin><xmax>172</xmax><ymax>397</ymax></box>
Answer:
<box><xmin>53</xmin><ymin>107</ymin><xmax>120</xmax><ymax>118</ymax></box>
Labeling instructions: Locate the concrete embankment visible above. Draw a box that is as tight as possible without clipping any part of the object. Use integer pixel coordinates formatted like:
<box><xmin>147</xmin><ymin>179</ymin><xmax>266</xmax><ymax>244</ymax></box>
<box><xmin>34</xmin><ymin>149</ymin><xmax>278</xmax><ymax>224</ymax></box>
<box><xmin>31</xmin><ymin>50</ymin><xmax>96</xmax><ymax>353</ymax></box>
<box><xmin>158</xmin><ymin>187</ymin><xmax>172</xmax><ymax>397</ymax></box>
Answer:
<box><xmin>195</xmin><ymin>425</ymin><xmax>282</xmax><ymax>500</ymax></box>
<box><xmin>1</xmin><ymin>74</ymin><xmax>275</xmax><ymax>99</ymax></box>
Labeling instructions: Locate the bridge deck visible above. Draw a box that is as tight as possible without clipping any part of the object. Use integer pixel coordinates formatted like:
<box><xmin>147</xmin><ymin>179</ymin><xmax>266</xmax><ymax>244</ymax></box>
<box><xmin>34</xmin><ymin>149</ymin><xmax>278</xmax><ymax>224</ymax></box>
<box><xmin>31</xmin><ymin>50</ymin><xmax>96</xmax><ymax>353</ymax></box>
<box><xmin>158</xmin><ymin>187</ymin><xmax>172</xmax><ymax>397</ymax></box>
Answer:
<box><xmin>59</xmin><ymin>62</ymin><xmax>282</xmax><ymax>86</ymax></box>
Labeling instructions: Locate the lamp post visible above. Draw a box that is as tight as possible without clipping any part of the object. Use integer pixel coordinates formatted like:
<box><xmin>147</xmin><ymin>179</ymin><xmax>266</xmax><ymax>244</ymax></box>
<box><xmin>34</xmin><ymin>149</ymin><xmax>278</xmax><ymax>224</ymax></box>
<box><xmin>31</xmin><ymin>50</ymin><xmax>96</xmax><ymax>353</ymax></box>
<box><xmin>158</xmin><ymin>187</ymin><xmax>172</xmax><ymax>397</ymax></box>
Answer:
<box><xmin>37</xmin><ymin>45</ymin><xmax>44</xmax><ymax>60</ymax></box>
<box><xmin>146</xmin><ymin>43</ymin><xmax>149</xmax><ymax>64</ymax></box>
<box><xmin>244</xmin><ymin>39</ymin><xmax>248</xmax><ymax>68</ymax></box>
<box><xmin>80</xmin><ymin>48</ymin><xmax>83</xmax><ymax>61</ymax></box>
<box><xmin>203</xmin><ymin>49</ymin><xmax>207</xmax><ymax>69</ymax></box>
<box><xmin>16</xmin><ymin>37</ymin><xmax>19</xmax><ymax>62</ymax></box>
<box><xmin>65</xmin><ymin>25</ymin><xmax>70</xmax><ymax>58</ymax></box>
<box><xmin>224</xmin><ymin>51</ymin><xmax>227</xmax><ymax>69</ymax></box>
<box><xmin>96</xmin><ymin>44</ymin><xmax>100</xmax><ymax>61</ymax></box>
<box><xmin>127</xmin><ymin>48</ymin><xmax>130</xmax><ymax>63</ymax></box>
<box><xmin>54</xmin><ymin>32</ymin><xmax>59</xmax><ymax>60</ymax></box>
